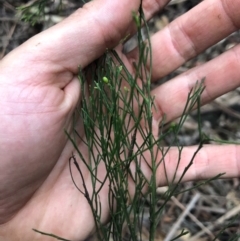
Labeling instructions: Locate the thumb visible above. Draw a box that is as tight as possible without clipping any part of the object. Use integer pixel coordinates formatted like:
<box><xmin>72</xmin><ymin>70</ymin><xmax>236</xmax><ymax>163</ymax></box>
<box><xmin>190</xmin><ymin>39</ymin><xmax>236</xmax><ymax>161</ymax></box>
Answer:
<box><xmin>9</xmin><ymin>0</ymin><xmax>140</xmax><ymax>75</ymax></box>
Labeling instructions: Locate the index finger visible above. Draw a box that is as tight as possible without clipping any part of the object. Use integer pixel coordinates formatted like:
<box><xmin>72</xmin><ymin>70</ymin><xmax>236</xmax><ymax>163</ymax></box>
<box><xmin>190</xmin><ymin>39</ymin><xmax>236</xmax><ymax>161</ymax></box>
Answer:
<box><xmin>1</xmin><ymin>0</ymin><xmax>169</xmax><ymax>74</ymax></box>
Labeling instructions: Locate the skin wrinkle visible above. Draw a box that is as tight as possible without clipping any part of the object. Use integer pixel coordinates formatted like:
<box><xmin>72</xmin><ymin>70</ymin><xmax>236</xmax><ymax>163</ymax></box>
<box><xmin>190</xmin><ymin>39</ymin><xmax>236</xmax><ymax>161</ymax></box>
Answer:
<box><xmin>164</xmin><ymin>147</ymin><xmax>179</xmax><ymax>184</ymax></box>
<box><xmin>3</xmin><ymin>50</ymin><xmax>72</xmax><ymax>89</ymax></box>
<box><xmin>34</xmin><ymin>59</ymin><xmax>75</xmax><ymax>88</ymax></box>
<box><xmin>143</xmin><ymin>0</ymin><xmax>167</xmax><ymax>16</ymax></box>
<box><xmin>152</xmin><ymin>92</ymin><xmax>166</xmax><ymax>125</ymax></box>
<box><xmin>76</xmin><ymin>7</ymin><xmax>112</xmax><ymax>49</ymax></box>
<box><xmin>185</xmin><ymin>70</ymin><xmax>213</xmax><ymax>106</ymax></box>
<box><xmin>31</xmin><ymin>58</ymin><xmax>75</xmax><ymax>88</ymax></box>
<box><xmin>232</xmin><ymin>45</ymin><xmax>240</xmax><ymax>70</ymax></box>
<box><xmin>221</xmin><ymin>0</ymin><xmax>240</xmax><ymax>30</ymax></box>
<box><xmin>168</xmin><ymin>21</ymin><xmax>198</xmax><ymax>63</ymax></box>
<box><xmin>162</xmin><ymin>149</ymin><xmax>171</xmax><ymax>184</ymax></box>
<box><xmin>228</xmin><ymin>147</ymin><xmax>239</xmax><ymax>177</ymax></box>
<box><xmin>153</xmin><ymin>77</ymin><xmax>191</xmax><ymax>122</ymax></box>
<box><xmin>236</xmin><ymin>146</ymin><xmax>240</xmax><ymax>177</ymax></box>
<box><xmin>1</xmin><ymin>93</ymin><xmax>64</xmax><ymax>116</ymax></box>
<box><xmin>194</xmin><ymin>148</ymin><xmax>209</xmax><ymax>180</ymax></box>
<box><xmin>63</xmin><ymin>85</ymin><xmax>79</xmax><ymax>112</ymax></box>
<box><xmin>81</xmin><ymin>2</ymin><xmax>133</xmax><ymax>52</ymax></box>
<box><xmin>231</xmin><ymin>146</ymin><xmax>239</xmax><ymax>177</ymax></box>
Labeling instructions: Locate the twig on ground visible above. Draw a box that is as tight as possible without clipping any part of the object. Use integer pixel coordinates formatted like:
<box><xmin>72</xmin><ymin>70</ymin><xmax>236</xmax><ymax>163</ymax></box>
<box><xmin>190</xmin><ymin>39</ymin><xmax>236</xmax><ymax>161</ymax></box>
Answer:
<box><xmin>168</xmin><ymin>0</ymin><xmax>189</xmax><ymax>5</ymax></box>
<box><xmin>164</xmin><ymin>193</ymin><xmax>200</xmax><ymax>241</ymax></box>
<box><xmin>188</xmin><ymin>204</ymin><xmax>240</xmax><ymax>240</ymax></box>
<box><xmin>0</xmin><ymin>22</ymin><xmax>17</xmax><ymax>59</ymax></box>
<box><xmin>171</xmin><ymin>195</ymin><xmax>219</xmax><ymax>240</ymax></box>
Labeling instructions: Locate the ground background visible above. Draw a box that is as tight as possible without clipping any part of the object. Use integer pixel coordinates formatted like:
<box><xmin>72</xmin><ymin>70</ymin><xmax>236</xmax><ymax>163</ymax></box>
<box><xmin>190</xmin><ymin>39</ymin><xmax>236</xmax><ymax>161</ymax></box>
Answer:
<box><xmin>1</xmin><ymin>0</ymin><xmax>240</xmax><ymax>240</ymax></box>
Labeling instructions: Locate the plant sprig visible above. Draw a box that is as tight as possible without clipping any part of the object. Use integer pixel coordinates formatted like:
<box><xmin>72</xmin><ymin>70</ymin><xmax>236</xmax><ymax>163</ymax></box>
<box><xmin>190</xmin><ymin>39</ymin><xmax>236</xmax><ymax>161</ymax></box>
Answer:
<box><xmin>67</xmin><ymin>4</ymin><xmax>208</xmax><ymax>241</ymax></box>
<box><xmin>31</xmin><ymin>2</ymin><xmax>229</xmax><ymax>241</ymax></box>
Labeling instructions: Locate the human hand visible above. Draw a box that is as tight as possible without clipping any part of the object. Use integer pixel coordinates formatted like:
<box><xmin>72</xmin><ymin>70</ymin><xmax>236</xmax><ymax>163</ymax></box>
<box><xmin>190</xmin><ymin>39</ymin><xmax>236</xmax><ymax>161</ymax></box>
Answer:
<box><xmin>0</xmin><ymin>0</ymin><xmax>239</xmax><ymax>240</ymax></box>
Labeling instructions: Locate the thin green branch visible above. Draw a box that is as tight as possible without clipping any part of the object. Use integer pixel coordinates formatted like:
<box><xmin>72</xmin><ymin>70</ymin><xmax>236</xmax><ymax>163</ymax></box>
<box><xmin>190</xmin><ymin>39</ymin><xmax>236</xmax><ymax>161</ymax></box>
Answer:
<box><xmin>32</xmin><ymin>229</ymin><xmax>72</xmax><ymax>241</ymax></box>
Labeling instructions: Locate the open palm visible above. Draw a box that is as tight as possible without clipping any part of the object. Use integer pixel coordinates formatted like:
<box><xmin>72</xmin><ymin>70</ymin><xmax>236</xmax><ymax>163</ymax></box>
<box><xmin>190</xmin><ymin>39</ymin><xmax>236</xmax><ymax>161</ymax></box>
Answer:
<box><xmin>0</xmin><ymin>0</ymin><xmax>240</xmax><ymax>240</ymax></box>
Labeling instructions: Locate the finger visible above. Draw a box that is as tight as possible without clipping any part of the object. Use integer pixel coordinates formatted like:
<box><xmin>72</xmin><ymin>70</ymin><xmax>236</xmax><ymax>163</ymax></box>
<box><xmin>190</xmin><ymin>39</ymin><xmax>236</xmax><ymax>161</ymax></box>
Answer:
<box><xmin>142</xmin><ymin>0</ymin><xmax>170</xmax><ymax>21</ymax></box>
<box><xmin>2</xmin><ymin>0</ymin><xmax>169</xmax><ymax>79</ymax></box>
<box><xmin>151</xmin><ymin>44</ymin><xmax>240</xmax><ymax>123</ymax></box>
<box><xmin>1</xmin><ymin>0</ymin><xmax>137</xmax><ymax>79</ymax></box>
<box><xmin>157</xmin><ymin>144</ymin><xmax>240</xmax><ymax>186</ymax></box>
<box><xmin>127</xmin><ymin>0</ymin><xmax>240</xmax><ymax>81</ymax></box>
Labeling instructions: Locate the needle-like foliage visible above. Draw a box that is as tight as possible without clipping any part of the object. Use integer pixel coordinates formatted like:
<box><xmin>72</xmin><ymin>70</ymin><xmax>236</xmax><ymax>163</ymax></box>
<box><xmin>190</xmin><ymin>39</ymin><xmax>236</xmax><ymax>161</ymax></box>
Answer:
<box><xmin>65</xmin><ymin>4</ymin><xmax>209</xmax><ymax>241</ymax></box>
<box><xmin>18</xmin><ymin>1</ymin><xmax>232</xmax><ymax>241</ymax></box>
